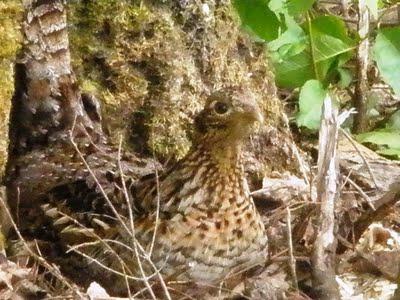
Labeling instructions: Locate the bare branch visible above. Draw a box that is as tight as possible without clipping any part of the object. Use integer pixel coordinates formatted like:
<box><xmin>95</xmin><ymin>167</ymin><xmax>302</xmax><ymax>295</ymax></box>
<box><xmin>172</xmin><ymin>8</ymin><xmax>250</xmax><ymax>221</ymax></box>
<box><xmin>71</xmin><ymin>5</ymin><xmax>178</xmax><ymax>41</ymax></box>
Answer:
<box><xmin>311</xmin><ymin>96</ymin><xmax>340</xmax><ymax>300</ymax></box>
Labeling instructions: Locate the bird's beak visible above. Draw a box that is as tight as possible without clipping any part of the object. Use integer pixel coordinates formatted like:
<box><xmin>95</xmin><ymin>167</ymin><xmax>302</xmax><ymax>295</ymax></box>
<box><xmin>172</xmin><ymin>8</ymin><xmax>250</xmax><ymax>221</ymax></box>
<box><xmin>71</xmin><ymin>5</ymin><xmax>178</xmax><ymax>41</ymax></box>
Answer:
<box><xmin>242</xmin><ymin>103</ymin><xmax>264</xmax><ymax>125</ymax></box>
<box><xmin>254</xmin><ymin>108</ymin><xmax>264</xmax><ymax>124</ymax></box>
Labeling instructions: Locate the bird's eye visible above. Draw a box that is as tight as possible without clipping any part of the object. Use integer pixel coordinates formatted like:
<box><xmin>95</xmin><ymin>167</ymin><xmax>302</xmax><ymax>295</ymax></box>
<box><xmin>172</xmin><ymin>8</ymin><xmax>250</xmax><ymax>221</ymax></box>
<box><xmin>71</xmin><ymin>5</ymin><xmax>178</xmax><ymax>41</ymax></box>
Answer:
<box><xmin>214</xmin><ymin>101</ymin><xmax>229</xmax><ymax>114</ymax></box>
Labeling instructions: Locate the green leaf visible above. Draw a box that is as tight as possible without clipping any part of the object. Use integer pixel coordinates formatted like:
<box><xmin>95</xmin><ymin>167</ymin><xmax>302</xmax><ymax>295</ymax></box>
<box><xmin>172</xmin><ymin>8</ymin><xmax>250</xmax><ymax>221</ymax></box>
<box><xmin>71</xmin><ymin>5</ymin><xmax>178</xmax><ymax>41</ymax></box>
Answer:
<box><xmin>377</xmin><ymin>148</ymin><xmax>400</xmax><ymax>159</ymax></box>
<box><xmin>337</xmin><ymin>67</ymin><xmax>352</xmax><ymax>88</ymax></box>
<box><xmin>287</xmin><ymin>0</ymin><xmax>316</xmax><ymax>15</ymax></box>
<box><xmin>356</xmin><ymin>130</ymin><xmax>400</xmax><ymax>150</ymax></box>
<box><xmin>296</xmin><ymin>80</ymin><xmax>327</xmax><ymax>130</ymax></box>
<box><xmin>310</xmin><ymin>15</ymin><xmax>353</xmax><ymax>43</ymax></box>
<box><xmin>312</xmin><ymin>33</ymin><xmax>355</xmax><ymax>78</ymax></box>
<box><xmin>268</xmin><ymin>14</ymin><xmax>305</xmax><ymax>52</ymax></box>
<box><xmin>309</xmin><ymin>16</ymin><xmax>356</xmax><ymax>80</ymax></box>
<box><xmin>373</xmin><ymin>27</ymin><xmax>400</xmax><ymax>96</ymax></box>
<box><xmin>269</xmin><ymin>0</ymin><xmax>315</xmax><ymax>15</ymax></box>
<box><xmin>357</xmin><ymin>129</ymin><xmax>400</xmax><ymax>159</ymax></box>
<box><xmin>272</xmin><ymin>15</ymin><xmax>356</xmax><ymax>88</ymax></box>
<box><xmin>272</xmin><ymin>46</ymin><xmax>314</xmax><ymax>88</ymax></box>
<box><xmin>233</xmin><ymin>0</ymin><xmax>280</xmax><ymax>41</ymax></box>
<box><xmin>386</xmin><ymin>110</ymin><xmax>400</xmax><ymax>130</ymax></box>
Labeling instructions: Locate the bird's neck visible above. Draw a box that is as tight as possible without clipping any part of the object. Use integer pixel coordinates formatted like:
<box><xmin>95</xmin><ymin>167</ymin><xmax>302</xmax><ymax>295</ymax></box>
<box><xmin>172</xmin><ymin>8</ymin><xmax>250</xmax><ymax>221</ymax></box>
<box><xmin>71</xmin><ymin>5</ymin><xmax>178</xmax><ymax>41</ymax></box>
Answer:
<box><xmin>197</xmin><ymin>141</ymin><xmax>243</xmax><ymax>173</ymax></box>
<box><xmin>194</xmin><ymin>132</ymin><xmax>244</xmax><ymax>171</ymax></box>
<box><xmin>183</xmin><ymin>141</ymin><xmax>250</xmax><ymax>208</ymax></box>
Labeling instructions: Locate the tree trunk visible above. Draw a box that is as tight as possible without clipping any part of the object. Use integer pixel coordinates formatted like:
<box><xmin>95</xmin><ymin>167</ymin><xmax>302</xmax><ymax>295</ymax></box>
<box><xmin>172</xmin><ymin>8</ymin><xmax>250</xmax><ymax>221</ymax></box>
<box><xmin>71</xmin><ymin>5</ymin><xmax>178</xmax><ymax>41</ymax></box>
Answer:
<box><xmin>3</xmin><ymin>0</ymin><xmax>299</xmax><ymax>184</ymax></box>
<box><xmin>65</xmin><ymin>0</ymin><xmax>299</xmax><ymax>179</ymax></box>
<box><xmin>7</xmin><ymin>0</ymin><xmax>102</xmax><ymax>159</ymax></box>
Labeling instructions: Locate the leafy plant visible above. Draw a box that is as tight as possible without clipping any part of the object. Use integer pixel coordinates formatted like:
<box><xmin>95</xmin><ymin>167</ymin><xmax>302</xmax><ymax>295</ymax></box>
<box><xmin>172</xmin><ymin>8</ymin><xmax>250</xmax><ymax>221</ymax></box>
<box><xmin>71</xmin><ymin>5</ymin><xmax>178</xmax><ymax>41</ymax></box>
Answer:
<box><xmin>234</xmin><ymin>0</ymin><xmax>400</xmax><ymax>159</ymax></box>
<box><xmin>296</xmin><ymin>79</ymin><xmax>326</xmax><ymax>130</ymax></box>
<box><xmin>373</xmin><ymin>27</ymin><xmax>400</xmax><ymax>96</ymax></box>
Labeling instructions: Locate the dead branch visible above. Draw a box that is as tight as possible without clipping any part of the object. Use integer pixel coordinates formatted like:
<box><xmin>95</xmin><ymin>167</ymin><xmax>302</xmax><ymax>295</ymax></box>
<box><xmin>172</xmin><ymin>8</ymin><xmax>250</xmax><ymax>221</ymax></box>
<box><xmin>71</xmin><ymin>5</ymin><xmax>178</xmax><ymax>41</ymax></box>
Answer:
<box><xmin>311</xmin><ymin>96</ymin><xmax>340</xmax><ymax>300</ymax></box>
<box><xmin>353</xmin><ymin>0</ymin><xmax>370</xmax><ymax>133</ymax></box>
<box><xmin>286</xmin><ymin>206</ymin><xmax>299</xmax><ymax>292</ymax></box>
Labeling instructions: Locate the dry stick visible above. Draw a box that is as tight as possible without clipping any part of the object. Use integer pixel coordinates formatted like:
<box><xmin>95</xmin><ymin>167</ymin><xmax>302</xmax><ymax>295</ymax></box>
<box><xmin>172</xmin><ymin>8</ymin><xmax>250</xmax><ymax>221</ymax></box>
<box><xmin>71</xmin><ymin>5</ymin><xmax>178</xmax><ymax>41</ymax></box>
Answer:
<box><xmin>286</xmin><ymin>206</ymin><xmax>299</xmax><ymax>292</ymax></box>
<box><xmin>59</xmin><ymin>212</ymin><xmax>157</xmax><ymax>282</ymax></box>
<box><xmin>339</xmin><ymin>128</ymin><xmax>380</xmax><ymax>189</ymax></box>
<box><xmin>341</xmin><ymin>0</ymin><xmax>350</xmax><ymax>19</ymax></box>
<box><xmin>69</xmin><ymin>133</ymin><xmax>157</xmax><ymax>300</ymax></box>
<box><xmin>292</xmin><ymin>143</ymin><xmax>311</xmax><ymax>187</ymax></box>
<box><xmin>149</xmin><ymin>168</ymin><xmax>171</xmax><ymax>300</ymax></box>
<box><xmin>115</xmin><ymin>138</ymin><xmax>134</xmax><ymax>299</ymax></box>
<box><xmin>353</xmin><ymin>0</ymin><xmax>370</xmax><ymax>133</ymax></box>
<box><xmin>340</xmin><ymin>169</ymin><xmax>353</xmax><ymax>191</ymax></box>
<box><xmin>0</xmin><ymin>198</ymin><xmax>85</xmax><ymax>299</ymax></box>
<box><xmin>117</xmin><ymin>138</ymin><xmax>171</xmax><ymax>300</ymax></box>
<box><xmin>346</xmin><ymin>177</ymin><xmax>376</xmax><ymax>210</ymax></box>
<box><xmin>311</xmin><ymin>96</ymin><xmax>340</xmax><ymax>300</ymax></box>
<box><xmin>149</xmin><ymin>163</ymin><xmax>161</xmax><ymax>258</ymax></box>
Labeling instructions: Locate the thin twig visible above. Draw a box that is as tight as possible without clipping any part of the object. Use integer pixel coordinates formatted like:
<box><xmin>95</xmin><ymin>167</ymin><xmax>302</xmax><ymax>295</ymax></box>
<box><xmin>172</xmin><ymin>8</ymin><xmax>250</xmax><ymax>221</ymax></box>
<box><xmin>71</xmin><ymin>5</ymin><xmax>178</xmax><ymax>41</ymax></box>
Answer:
<box><xmin>149</xmin><ymin>159</ymin><xmax>161</xmax><ymax>258</ymax></box>
<box><xmin>286</xmin><ymin>206</ymin><xmax>299</xmax><ymax>292</ymax></box>
<box><xmin>116</xmin><ymin>137</ymin><xmax>171</xmax><ymax>300</ymax></box>
<box><xmin>69</xmin><ymin>129</ymin><xmax>157</xmax><ymax>299</ymax></box>
<box><xmin>346</xmin><ymin>177</ymin><xmax>376</xmax><ymax>210</ymax></box>
<box><xmin>0</xmin><ymin>197</ymin><xmax>85</xmax><ymax>299</ymax></box>
<box><xmin>116</xmin><ymin>137</ymin><xmax>135</xmax><ymax>299</ymax></box>
<box><xmin>353</xmin><ymin>0</ymin><xmax>370</xmax><ymax>133</ymax></box>
<box><xmin>339</xmin><ymin>128</ymin><xmax>379</xmax><ymax>189</ymax></box>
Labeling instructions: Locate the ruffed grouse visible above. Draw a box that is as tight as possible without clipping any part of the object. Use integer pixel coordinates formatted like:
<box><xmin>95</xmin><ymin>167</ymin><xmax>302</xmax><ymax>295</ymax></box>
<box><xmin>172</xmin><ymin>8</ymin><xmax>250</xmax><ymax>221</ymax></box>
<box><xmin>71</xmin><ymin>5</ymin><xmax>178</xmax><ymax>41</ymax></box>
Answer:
<box><xmin>5</xmin><ymin>0</ymin><xmax>268</xmax><ymax>296</ymax></box>
<box><xmin>8</xmin><ymin>89</ymin><xmax>268</xmax><ymax>292</ymax></box>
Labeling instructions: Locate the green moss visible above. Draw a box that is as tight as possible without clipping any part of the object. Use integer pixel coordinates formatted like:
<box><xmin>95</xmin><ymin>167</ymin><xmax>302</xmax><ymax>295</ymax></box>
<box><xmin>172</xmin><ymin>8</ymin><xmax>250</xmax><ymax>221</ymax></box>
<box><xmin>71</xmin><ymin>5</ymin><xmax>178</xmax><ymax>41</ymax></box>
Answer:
<box><xmin>1</xmin><ymin>1</ymin><xmax>283</xmax><ymax>174</ymax></box>
<box><xmin>65</xmin><ymin>1</ymin><xmax>282</xmax><ymax>161</ymax></box>
<box><xmin>0</xmin><ymin>1</ymin><xmax>23</xmax><ymax>176</ymax></box>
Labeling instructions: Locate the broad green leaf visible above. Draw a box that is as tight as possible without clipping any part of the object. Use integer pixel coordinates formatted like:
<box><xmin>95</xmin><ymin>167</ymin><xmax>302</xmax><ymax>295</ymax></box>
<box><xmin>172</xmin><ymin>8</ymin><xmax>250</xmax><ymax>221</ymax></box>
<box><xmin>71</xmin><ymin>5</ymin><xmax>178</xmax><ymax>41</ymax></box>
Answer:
<box><xmin>387</xmin><ymin>110</ymin><xmax>400</xmax><ymax>130</ymax></box>
<box><xmin>373</xmin><ymin>27</ymin><xmax>400</xmax><ymax>96</ymax></box>
<box><xmin>272</xmin><ymin>15</ymin><xmax>356</xmax><ymax>88</ymax></box>
<box><xmin>309</xmin><ymin>16</ymin><xmax>356</xmax><ymax>80</ymax></box>
<box><xmin>337</xmin><ymin>67</ymin><xmax>352</xmax><ymax>88</ymax></box>
<box><xmin>312</xmin><ymin>33</ymin><xmax>355</xmax><ymax>78</ymax></box>
<box><xmin>233</xmin><ymin>0</ymin><xmax>280</xmax><ymax>41</ymax></box>
<box><xmin>377</xmin><ymin>148</ymin><xmax>400</xmax><ymax>159</ymax></box>
<box><xmin>356</xmin><ymin>130</ymin><xmax>400</xmax><ymax>149</ymax></box>
<box><xmin>296</xmin><ymin>80</ymin><xmax>327</xmax><ymax>130</ymax></box>
<box><xmin>269</xmin><ymin>0</ymin><xmax>315</xmax><ymax>15</ymax></box>
<box><xmin>287</xmin><ymin>0</ymin><xmax>315</xmax><ymax>15</ymax></box>
<box><xmin>310</xmin><ymin>15</ymin><xmax>353</xmax><ymax>43</ymax></box>
<box><xmin>272</xmin><ymin>47</ymin><xmax>314</xmax><ymax>87</ymax></box>
<box><xmin>268</xmin><ymin>14</ymin><xmax>305</xmax><ymax>51</ymax></box>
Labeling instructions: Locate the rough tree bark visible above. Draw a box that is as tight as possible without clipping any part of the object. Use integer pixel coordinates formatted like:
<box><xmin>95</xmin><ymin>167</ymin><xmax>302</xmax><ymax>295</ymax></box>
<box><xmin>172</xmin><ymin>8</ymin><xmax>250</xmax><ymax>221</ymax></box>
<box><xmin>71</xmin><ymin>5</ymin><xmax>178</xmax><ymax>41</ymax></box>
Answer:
<box><xmin>311</xmin><ymin>96</ymin><xmax>340</xmax><ymax>300</ymax></box>
<box><xmin>353</xmin><ymin>0</ymin><xmax>370</xmax><ymax>133</ymax></box>
<box><xmin>5</xmin><ymin>0</ymin><xmax>105</xmax><ymax>213</ymax></box>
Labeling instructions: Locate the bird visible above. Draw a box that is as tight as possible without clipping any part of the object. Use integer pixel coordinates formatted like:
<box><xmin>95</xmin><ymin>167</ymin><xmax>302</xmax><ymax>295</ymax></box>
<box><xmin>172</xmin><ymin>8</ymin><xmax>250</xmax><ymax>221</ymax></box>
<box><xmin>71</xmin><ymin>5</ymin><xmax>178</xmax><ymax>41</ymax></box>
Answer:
<box><xmin>6</xmin><ymin>87</ymin><xmax>268</xmax><ymax>295</ymax></box>
<box><xmin>5</xmin><ymin>0</ymin><xmax>268</xmax><ymax>295</ymax></box>
<box><xmin>131</xmin><ymin>88</ymin><xmax>268</xmax><ymax>284</ymax></box>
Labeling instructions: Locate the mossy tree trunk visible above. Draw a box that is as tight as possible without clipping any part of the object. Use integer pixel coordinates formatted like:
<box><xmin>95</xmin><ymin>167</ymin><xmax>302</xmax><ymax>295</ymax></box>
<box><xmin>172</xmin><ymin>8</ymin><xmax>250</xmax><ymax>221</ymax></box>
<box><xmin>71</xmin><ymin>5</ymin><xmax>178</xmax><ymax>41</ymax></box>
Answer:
<box><xmin>3</xmin><ymin>0</ymin><xmax>299</xmax><ymax>183</ymax></box>
<box><xmin>67</xmin><ymin>0</ymin><xmax>299</xmax><ymax>181</ymax></box>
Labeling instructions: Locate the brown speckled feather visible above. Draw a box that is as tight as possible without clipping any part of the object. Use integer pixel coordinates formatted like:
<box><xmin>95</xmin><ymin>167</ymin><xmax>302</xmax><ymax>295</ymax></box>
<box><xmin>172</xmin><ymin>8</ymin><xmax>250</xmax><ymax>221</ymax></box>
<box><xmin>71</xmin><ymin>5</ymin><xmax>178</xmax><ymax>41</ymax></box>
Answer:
<box><xmin>9</xmin><ymin>81</ymin><xmax>268</xmax><ymax>294</ymax></box>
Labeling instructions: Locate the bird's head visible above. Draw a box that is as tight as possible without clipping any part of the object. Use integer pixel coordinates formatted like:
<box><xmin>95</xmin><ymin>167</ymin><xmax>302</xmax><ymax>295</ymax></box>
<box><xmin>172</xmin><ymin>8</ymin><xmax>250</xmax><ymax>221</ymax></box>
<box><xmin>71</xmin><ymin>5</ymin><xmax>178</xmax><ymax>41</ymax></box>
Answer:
<box><xmin>194</xmin><ymin>88</ymin><xmax>264</xmax><ymax>148</ymax></box>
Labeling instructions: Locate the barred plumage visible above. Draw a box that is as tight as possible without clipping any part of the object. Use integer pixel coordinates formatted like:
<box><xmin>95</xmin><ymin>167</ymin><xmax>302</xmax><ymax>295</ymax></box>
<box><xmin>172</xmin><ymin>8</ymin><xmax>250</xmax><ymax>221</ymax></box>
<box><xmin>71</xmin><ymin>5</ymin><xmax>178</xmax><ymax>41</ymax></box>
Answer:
<box><xmin>5</xmin><ymin>0</ymin><xmax>268</xmax><ymax>295</ymax></box>
<box><xmin>7</xmin><ymin>88</ymin><xmax>268</xmax><ymax>294</ymax></box>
